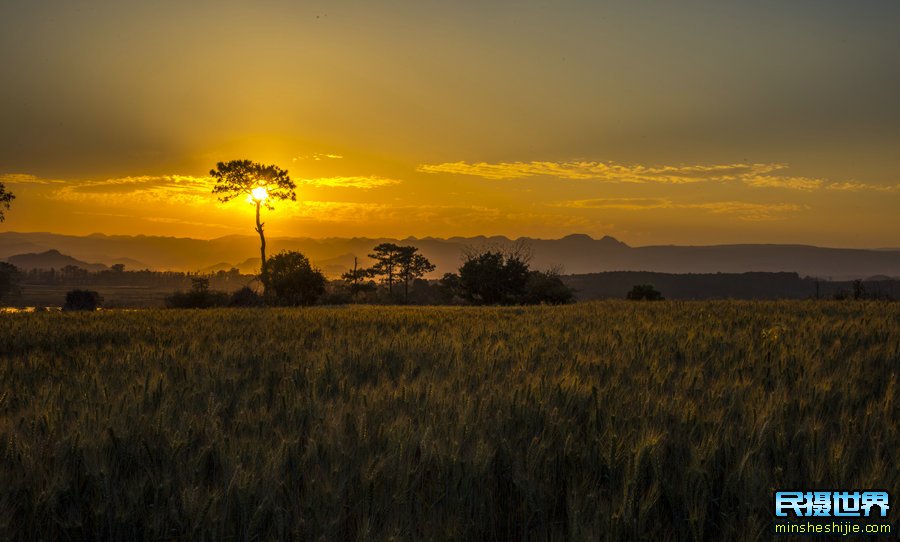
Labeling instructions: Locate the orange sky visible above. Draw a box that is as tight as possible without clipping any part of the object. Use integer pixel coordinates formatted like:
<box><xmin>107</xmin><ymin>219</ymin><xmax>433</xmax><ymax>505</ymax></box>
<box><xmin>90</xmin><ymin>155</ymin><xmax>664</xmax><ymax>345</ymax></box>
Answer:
<box><xmin>1</xmin><ymin>1</ymin><xmax>899</xmax><ymax>247</ymax></box>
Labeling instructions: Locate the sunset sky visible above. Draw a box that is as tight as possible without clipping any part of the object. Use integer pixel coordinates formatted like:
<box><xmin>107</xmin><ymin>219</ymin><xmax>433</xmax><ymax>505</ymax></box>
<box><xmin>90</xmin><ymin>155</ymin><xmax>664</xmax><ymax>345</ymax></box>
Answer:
<box><xmin>1</xmin><ymin>1</ymin><xmax>899</xmax><ymax>246</ymax></box>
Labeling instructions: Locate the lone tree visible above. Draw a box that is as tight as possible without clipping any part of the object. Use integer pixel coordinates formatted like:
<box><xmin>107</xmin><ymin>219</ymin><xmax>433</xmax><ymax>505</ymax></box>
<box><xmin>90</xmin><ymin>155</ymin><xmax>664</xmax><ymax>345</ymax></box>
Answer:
<box><xmin>0</xmin><ymin>181</ymin><xmax>15</xmax><ymax>222</ymax></box>
<box><xmin>210</xmin><ymin>160</ymin><xmax>296</xmax><ymax>291</ymax></box>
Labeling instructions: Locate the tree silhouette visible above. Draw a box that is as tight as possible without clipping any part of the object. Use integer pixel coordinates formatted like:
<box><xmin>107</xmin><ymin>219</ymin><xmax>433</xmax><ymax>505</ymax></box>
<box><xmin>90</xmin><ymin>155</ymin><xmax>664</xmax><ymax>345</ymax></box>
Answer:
<box><xmin>0</xmin><ymin>263</ymin><xmax>21</xmax><ymax>304</ymax></box>
<box><xmin>456</xmin><ymin>249</ymin><xmax>530</xmax><ymax>305</ymax></box>
<box><xmin>368</xmin><ymin>243</ymin><xmax>402</xmax><ymax>295</ymax></box>
<box><xmin>341</xmin><ymin>257</ymin><xmax>376</xmax><ymax>300</ymax></box>
<box><xmin>396</xmin><ymin>246</ymin><xmax>435</xmax><ymax>303</ymax></box>
<box><xmin>626</xmin><ymin>284</ymin><xmax>664</xmax><ymax>300</ymax></box>
<box><xmin>210</xmin><ymin>160</ymin><xmax>296</xmax><ymax>291</ymax></box>
<box><xmin>0</xmin><ymin>182</ymin><xmax>15</xmax><ymax>222</ymax></box>
<box><xmin>266</xmin><ymin>251</ymin><xmax>326</xmax><ymax>306</ymax></box>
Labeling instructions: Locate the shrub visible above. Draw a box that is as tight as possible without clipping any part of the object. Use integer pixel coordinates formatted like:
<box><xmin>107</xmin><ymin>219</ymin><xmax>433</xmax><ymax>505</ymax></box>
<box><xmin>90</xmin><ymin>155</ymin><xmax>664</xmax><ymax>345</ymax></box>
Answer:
<box><xmin>627</xmin><ymin>284</ymin><xmax>664</xmax><ymax>301</ymax></box>
<box><xmin>63</xmin><ymin>289</ymin><xmax>102</xmax><ymax>311</ymax></box>
<box><xmin>266</xmin><ymin>251</ymin><xmax>327</xmax><ymax>306</ymax></box>
<box><xmin>165</xmin><ymin>278</ymin><xmax>229</xmax><ymax>308</ymax></box>
<box><xmin>523</xmin><ymin>270</ymin><xmax>575</xmax><ymax>304</ymax></box>
<box><xmin>228</xmin><ymin>286</ymin><xmax>264</xmax><ymax>307</ymax></box>
<box><xmin>457</xmin><ymin>250</ymin><xmax>530</xmax><ymax>305</ymax></box>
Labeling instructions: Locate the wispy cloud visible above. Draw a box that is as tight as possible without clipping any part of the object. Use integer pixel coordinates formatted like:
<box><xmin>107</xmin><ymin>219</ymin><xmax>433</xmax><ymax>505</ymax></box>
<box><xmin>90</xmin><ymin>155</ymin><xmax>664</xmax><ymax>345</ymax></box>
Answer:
<box><xmin>289</xmin><ymin>201</ymin><xmax>501</xmax><ymax>223</ymax></box>
<box><xmin>300</xmin><ymin>176</ymin><xmax>403</xmax><ymax>189</ymax></box>
<box><xmin>73</xmin><ymin>210</ymin><xmax>235</xmax><ymax>229</ymax></box>
<box><xmin>742</xmin><ymin>176</ymin><xmax>824</xmax><ymax>191</ymax></box>
<box><xmin>417</xmin><ymin>160</ymin><xmax>787</xmax><ymax>184</ymax></box>
<box><xmin>292</xmin><ymin>153</ymin><xmax>344</xmax><ymax>162</ymax></box>
<box><xmin>418</xmin><ymin>159</ymin><xmax>900</xmax><ymax>193</ymax></box>
<box><xmin>557</xmin><ymin>198</ymin><xmax>806</xmax><ymax>221</ymax></box>
<box><xmin>825</xmin><ymin>181</ymin><xmax>900</xmax><ymax>192</ymax></box>
<box><xmin>0</xmin><ymin>173</ymin><xmax>66</xmax><ymax>185</ymax></box>
<box><xmin>51</xmin><ymin>175</ymin><xmax>216</xmax><ymax>206</ymax></box>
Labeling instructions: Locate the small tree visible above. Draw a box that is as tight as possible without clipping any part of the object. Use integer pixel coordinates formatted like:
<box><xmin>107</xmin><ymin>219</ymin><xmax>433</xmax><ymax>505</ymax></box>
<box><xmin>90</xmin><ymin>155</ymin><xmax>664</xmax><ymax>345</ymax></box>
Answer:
<box><xmin>852</xmin><ymin>279</ymin><xmax>866</xmax><ymax>300</ymax></box>
<box><xmin>266</xmin><ymin>251</ymin><xmax>326</xmax><ymax>306</ymax></box>
<box><xmin>229</xmin><ymin>287</ymin><xmax>264</xmax><ymax>307</ymax></box>
<box><xmin>457</xmin><ymin>249</ymin><xmax>530</xmax><ymax>305</ymax></box>
<box><xmin>210</xmin><ymin>160</ymin><xmax>296</xmax><ymax>292</ymax></box>
<box><xmin>627</xmin><ymin>284</ymin><xmax>664</xmax><ymax>301</ymax></box>
<box><xmin>523</xmin><ymin>270</ymin><xmax>575</xmax><ymax>304</ymax></box>
<box><xmin>368</xmin><ymin>243</ymin><xmax>402</xmax><ymax>295</ymax></box>
<box><xmin>396</xmin><ymin>246</ymin><xmax>436</xmax><ymax>303</ymax></box>
<box><xmin>63</xmin><ymin>290</ymin><xmax>102</xmax><ymax>311</ymax></box>
<box><xmin>164</xmin><ymin>277</ymin><xmax>229</xmax><ymax>308</ymax></box>
<box><xmin>341</xmin><ymin>257</ymin><xmax>376</xmax><ymax>300</ymax></box>
<box><xmin>0</xmin><ymin>181</ymin><xmax>14</xmax><ymax>222</ymax></box>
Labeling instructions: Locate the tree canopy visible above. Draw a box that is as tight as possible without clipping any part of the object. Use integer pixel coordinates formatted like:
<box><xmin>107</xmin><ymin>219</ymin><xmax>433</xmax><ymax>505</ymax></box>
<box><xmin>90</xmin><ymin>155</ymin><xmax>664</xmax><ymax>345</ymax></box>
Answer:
<box><xmin>446</xmin><ymin>246</ymin><xmax>574</xmax><ymax>305</ymax></box>
<box><xmin>266</xmin><ymin>251</ymin><xmax>326</xmax><ymax>306</ymax></box>
<box><xmin>210</xmin><ymin>160</ymin><xmax>296</xmax><ymax>210</ymax></box>
<box><xmin>210</xmin><ymin>160</ymin><xmax>296</xmax><ymax>292</ymax></box>
<box><xmin>0</xmin><ymin>182</ymin><xmax>15</xmax><ymax>222</ymax></box>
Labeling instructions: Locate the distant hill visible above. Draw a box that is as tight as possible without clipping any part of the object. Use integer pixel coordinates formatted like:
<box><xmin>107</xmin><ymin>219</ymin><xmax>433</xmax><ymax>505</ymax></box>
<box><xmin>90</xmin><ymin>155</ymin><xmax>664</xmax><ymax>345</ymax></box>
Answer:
<box><xmin>1</xmin><ymin>231</ymin><xmax>899</xmax><ymax>279</ymax></box>
<box><xmin>5</xmin><ymin>249</ymin><xmax>108</xmax><ymax>272</ymax></box>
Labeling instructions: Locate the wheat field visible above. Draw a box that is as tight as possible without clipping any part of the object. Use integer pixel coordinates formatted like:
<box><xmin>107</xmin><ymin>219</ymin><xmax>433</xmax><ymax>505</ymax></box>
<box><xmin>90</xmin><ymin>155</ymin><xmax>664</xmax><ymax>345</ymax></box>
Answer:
<box><xmin>1</xmin><ymin>301</ymin><xmax>897</xmax><ymax>540</ymax></box>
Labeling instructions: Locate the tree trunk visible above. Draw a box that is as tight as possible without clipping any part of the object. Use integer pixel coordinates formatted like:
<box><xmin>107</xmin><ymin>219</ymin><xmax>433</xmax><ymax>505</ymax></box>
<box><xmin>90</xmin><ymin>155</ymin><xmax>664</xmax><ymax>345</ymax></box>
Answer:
<box><xmin>255</xmin><ymin>201</ymin><xmax>267</xmax><ymax>291</ymax></box>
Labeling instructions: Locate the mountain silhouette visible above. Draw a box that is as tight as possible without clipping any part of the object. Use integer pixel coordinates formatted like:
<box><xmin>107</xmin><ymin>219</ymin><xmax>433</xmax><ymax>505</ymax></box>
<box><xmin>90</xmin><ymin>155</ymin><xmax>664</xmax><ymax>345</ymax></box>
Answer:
<box><xmin>2</xmin><ymin>231</ymin><xmax>899</xmax><ymax>279</ymax></box>
<box><xmin>6</xmin><ymin>249</ymin><xmax>108</xmax><ymax>272</ymax></box>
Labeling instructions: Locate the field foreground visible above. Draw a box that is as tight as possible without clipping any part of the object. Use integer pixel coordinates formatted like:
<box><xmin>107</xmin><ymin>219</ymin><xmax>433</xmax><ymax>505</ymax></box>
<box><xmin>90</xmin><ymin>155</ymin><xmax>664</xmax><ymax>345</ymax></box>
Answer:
<box><xmin>1</xmin><ymin>301</ymin><xmax>897</xmax><ymax>540</ymax></box>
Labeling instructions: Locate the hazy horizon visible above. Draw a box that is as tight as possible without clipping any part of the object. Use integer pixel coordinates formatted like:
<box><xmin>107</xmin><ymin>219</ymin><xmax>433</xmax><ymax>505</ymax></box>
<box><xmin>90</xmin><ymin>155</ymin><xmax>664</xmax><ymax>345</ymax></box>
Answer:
<box><xmin>4</xmin><ymin>229</ymin><xmax>900</xmax><ymax>251</ymax></box>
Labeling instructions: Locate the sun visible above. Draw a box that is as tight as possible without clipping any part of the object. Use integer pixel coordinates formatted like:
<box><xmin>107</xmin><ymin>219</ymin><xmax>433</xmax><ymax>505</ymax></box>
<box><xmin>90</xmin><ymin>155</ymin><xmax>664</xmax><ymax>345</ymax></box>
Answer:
<box><xmin>250</xmin><ymin>186</ymin><xmax>268</xmax><ymax>202</ymax></box>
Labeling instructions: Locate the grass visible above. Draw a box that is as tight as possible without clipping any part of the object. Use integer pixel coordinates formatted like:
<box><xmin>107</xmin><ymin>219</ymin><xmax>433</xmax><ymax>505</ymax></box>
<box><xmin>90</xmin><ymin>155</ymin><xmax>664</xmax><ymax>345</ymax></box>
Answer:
<box><xmin>0</xmin><ymin>301</ymin><xmax>897</xmax><ymax>540</ymax></box>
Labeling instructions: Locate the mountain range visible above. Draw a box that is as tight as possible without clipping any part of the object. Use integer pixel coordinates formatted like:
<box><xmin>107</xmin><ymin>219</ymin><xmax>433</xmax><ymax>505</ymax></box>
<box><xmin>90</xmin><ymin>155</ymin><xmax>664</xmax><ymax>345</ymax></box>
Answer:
<box><xmin>2</xmin><ymin>231</ymin><xmax>899</xmax><ymax>279</ymax></box>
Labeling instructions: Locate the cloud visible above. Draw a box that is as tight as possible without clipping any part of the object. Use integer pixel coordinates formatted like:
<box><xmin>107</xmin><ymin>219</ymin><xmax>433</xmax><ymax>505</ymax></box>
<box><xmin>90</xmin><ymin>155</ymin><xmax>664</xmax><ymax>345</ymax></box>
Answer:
<box><xmin>51</xmin><ymin>175</ymin><xmax>216</xmax><ymax>206</ymax></box>
<box><xmin>825</xmin><ymin>181</ymin><xmax>900</xmax><ymax>192</ymax></box>
<box><xmin>0</xmin><ymin>173</ymin><xmax>66</xmax><ymax>185</ymax></box>
<box><xmin>742</xmin><ymin>175</ymin><xmax>824</xmax><ymax>191</ymax></box>
<box><xmin>417</xmin><ymin>160</ymin><xmax>789</xmax><ymax>184</ymax></box>
<box><xmin>292</xmin><ymin>153</ymin><xmax>344</xmax><ymax>162</ymax></box>
<box><xmin>556</xmin><ymin>198</ymin><xmax>806</xmax><ymax>221</ymax></box>
<box><xmin>73</xmin><ymin>210</ymin><xmax>235</xmax><ymax>230</ymax></box>
<box><xmin>301</xmin><ymin>176</ymin><xmax>403</xmax><ymax>189</ymax></box>
<box><xmin>289</xmin><ymin>201</ymin><xmax>502</xmax><ymax>224</ymax></box>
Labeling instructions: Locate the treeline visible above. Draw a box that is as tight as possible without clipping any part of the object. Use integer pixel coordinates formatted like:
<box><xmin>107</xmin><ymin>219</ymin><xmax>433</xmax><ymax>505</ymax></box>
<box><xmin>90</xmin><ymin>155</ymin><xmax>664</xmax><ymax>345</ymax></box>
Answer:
<box><xmin>565</xmin><ymin>271</ymin><xmax>900</xmax><ymax>301</ymax></box>
<box><xmin>164</xmin><ymin>243</ymin><xmax>574</xmax><ymax>309</ymax></box>
<box><xmin>14</xmin><ymin>265</ymin><xmax>250</xmax><ymax>290</ymax></box>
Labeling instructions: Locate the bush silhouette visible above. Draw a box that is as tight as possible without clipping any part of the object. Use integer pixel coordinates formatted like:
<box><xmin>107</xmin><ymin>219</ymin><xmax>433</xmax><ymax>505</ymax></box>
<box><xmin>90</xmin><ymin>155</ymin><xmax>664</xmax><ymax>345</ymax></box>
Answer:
<box><xmin>228</xmin><ymin>287</ymin><xmax>264</xmax><ymax>307</ymax></box>
<box><xmin>523</xmin><ymin>270</ymin><xmax>575</xmax><ymax>304</ymax></box>
<box><xmin>627</xmin><ymin>284</ymin><xmax>664</xmax><ymax>301</ymax></box>
<box><xmin>266</xmin><ymin>251</ymin><xmax>326</xmax><ymax>306</ymax></box>
<box><xmin>63</xmin><ymin>290</ymin><xmax>102</xmax><ymax>311</ymax></box>
<box><xmin>165</xmin><ymin>278</ymin><xmax>229</xmax><ymax>308</ymax></box>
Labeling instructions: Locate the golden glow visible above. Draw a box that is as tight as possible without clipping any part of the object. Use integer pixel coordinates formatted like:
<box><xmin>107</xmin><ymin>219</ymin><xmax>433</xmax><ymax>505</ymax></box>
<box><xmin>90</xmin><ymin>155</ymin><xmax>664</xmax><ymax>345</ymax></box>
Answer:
<box><xmin>1</xmin><ymin>3</ymin><xmax>899</xmax><ymax>247</ymax></box>
<box><xmin>250</xmin><ymin>186</ymin><xmax>268</xmax><ymax>203</ymax></box>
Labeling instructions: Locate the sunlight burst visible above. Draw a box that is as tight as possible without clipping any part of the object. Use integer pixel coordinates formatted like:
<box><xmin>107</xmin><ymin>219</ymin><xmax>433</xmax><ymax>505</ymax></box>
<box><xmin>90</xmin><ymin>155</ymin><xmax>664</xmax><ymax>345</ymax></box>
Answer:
<box><xmin>250</xmin><ymin>186</ymin><xmax>268</xmax><ymax>203</ymax></box>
